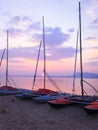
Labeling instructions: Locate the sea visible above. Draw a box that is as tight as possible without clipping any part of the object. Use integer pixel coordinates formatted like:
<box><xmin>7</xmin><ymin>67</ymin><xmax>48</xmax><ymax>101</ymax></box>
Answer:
<box><xmin>0</xmin><ymin>77</ymin><xmax>98</xmax><ymax>96</ymax></box>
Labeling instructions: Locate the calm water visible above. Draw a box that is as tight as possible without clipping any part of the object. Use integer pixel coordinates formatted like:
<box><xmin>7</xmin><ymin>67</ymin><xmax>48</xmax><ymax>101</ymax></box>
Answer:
<box><xmin>0</xmin><ymin>77</ymin><xmax>98</xmax><ymax>96</ymax></box>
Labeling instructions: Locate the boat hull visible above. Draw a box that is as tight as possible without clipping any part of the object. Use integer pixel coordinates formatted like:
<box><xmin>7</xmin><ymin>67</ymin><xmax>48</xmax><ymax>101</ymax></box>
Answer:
<box><xmin>84</xmin><ymin>100</ymin><xmax>98</xmax><ymax>114</ymax></box>
<box><xmin>15</xmin><ymin>92</ymin><xmax>39</xmax><ymax>100</ymax></box>
<box><xmin>67</xmin><ymin>95</ymin><xmax>95</xmax><ymax>105</ymax></box>
<box><xmin>33</xmin><ymin>94</ymin><xmax>66</xmax><ymax>103</ymax></box>
<box><xmin>0</xmin><ymin>89</ymin><xmax>32</xmax><ymax>96</ymax></box>
<box><xmin>48</xmin><ymin>98</ymin><xmax>72</xmax><ymax>108</ymax></box>
<box><xmin>84</xmin><ymin>107</ymin><xmax>98</xmax><ymax>114</ymax></box>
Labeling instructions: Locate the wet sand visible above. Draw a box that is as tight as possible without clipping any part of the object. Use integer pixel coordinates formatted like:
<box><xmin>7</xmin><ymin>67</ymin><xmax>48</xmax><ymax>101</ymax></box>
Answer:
<box><xmin>0</xmin><ymin>95</ymin><xmax>98</xmax><ymax>130</ymax></box>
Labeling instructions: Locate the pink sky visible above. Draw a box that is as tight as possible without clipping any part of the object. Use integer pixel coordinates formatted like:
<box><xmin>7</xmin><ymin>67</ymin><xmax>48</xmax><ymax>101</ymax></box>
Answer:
<box><xmin>0</xmin><ymin>0</ymin><xmax>98</xmax><ymax>77</ymax></box>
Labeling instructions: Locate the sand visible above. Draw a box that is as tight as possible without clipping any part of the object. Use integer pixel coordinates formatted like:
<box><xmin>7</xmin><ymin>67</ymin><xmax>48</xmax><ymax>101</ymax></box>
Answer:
<box><xmin>0</xmin><ymin>95</ymin><xmax>98</xmax><ymax>130</ymax></box>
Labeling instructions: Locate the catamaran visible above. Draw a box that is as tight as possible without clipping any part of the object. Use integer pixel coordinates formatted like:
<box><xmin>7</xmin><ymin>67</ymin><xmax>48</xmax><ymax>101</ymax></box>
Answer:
<box><xmin>15</xmin><ymin>16</ymin><xmax>58</xmax><ymax>99</ymax></box>
<box><xmin>48</xmin><ymin>2</ymin><xmax>98</xmax><ymax>108</ymax></box>
<box><xmin>67</xmin><ymin>2</ymin><xmax>98</xmax><ymax>105</ymax></box>
<box><xmin>0</xmin><ymin>30</ymin><xmax>18</xmax><ymax>93</ymax></box>
<box><xmin>34</xmin><ymin>16</ymin><xmax>57</xmax><ymax>95</ymax></box>
<box><xmin>0</xmin><ymin>30</ymin><xmax>32</xmax><ymax>95</ymax></box>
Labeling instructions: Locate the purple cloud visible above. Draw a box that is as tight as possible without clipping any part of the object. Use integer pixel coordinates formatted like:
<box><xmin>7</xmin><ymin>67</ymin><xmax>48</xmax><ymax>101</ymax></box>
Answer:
<box><xmin>6</xmin><ymin>16</ymin><xmax>72</xmax><ymax>49</ymax></box>
<box><xmin>9</xmin><ymin>16</ymin><xmax>32</xmax><ymax>27</ymax></box>
<box><xmin>46</xmin><ymin>27</ymin><xmax>70</xmax><ymax>47</ymax></box>
<box><xmin>89</xmin><ymin>56</ymin><xmax>98</xmax><ymax>61</ymax></box>
<box><xmin>85</xmin><ymin>60</ymin><xmax>98</xmax><ymax>67</ymax></box>
<box><xmin>0</xmin><ymin>16</ymin><xmax>76</xmax><ymax>61</ymax></box>
<box><xmin>46</xmin><ymin>46</ymin><xmax>75</xmax><ymax>60</ymax></box>
<box><xmin>33</xmin><ymin>27</ymin><xmax>70</xmax><ymax>47</ymax></box>
<box><xmin>9</xmin><ymin>15</ymin><xmax>41</xmax><ymax>32</ymax></box>
<box><xmin>0</xmin><ymin>25</ymin><xmax>75</xmax><ymax>61</ymax></box>
<box><xmin>68</xmin><ymin>28</ymin><xmax>75</xmax><ymax>33</ymax></box>
<box><xmin>28</xmin><ymin>21</ymin><xmax>41</xmax><ymax>31</ymax></box>
<box><xmin>0</xmin><ymin>45</ymin><xmax>76</xmax><ymax>61</ymax></box>
<box><xmin>9</xmin><ymin>28</ymin><xmax>23</xmax><ymax>37</ymax></box>
<box><xmin>85</xmin><ymin>36</ymin><xmax>96</xmax><ymax>40</ymax></box>
<box><xmin>91</xmin><ymin>17</ymin><xmax>98</xmax><ymax>29</ymax></box>
<box><xmin>93</xmin><ymin>18</ymin><xmax>98</xmax><ymax>24</ymax></box>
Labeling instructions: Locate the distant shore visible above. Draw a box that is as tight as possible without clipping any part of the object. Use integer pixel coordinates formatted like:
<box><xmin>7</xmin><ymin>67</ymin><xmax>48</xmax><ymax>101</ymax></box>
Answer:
<box><xmin>1</xmin><ymin>72</ymin><xmax>98</xmax><ymax>78</ymax></box>
<box><xmin>0</xmin><ymin>95</ymin><xmax>98</xmax><ymax>130</ymax></box>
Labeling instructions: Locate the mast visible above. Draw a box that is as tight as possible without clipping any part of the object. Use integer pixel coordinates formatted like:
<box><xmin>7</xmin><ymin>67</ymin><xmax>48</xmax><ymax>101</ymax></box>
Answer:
<box><xmin>42</xmin><ymin>16</ymin><xmax>46</xmax><ymax>89</ymax></box>
<box><xmin>32</xmin><ymin>40</ymin><xmax>42</xmax><ymax>89</ymax></box>
<box><xmin>79</xmin><ymin>2</ymin><xmax>84</xmax><ymax>96</ymax></box>
<box><xmin>0</xmin><ymin>48</ymin><xmax>5</xmax><ymax>67</ymax></box>
<box><xmin>6</xmin><ymin>30</ymin><xmax>9</xmax><ymax>87</ymax></box>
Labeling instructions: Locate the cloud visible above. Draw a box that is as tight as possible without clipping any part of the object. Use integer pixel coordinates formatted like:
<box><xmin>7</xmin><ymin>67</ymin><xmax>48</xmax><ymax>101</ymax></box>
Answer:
<box><xmin>92</xmin><ymin>17</ymin><xmax>98</xmax><ymax>28</ymax></box>
<box><xmin>90</xmin><ymin>0</ymin><xmax>98</xmax><ymax>7</ymax></box>
<box><xmin>9</xmin><ymin>46</ymin><xmax>38</xmax><ymax>59</ymax></box>
<box><xmin>68</xmin><ymin>28</ymin><xmax>75</xmax><ymax>33</ymax></box>
<box><xmin>0</xmin><ymin>17</ymin><xmax>75</xmax><ymax>61</ymax></box>
<box><xmin>33</xmin><ymin>27</ymin><xmax>70</xmax><ymax>48</ymax></box>
<box><xmin>0</xmin><ymin>45</ymin><xmax>76</xmax><ymax>61</ymax></box>
<box><xmin>46</xmin><ymin>46</ymin><xmax>75</xmax><ymax>60</ymax></box>
<box><xmin>7</xmin><ymin>16</ymin><xmax>41</xmax><ymax>37</ymax></box>
<box><xmin>85</xmin><ymin>36</ymin><xmax>96</xmax><ymax>40</ymax></box>
<box><xmin>28</xmin><ymin>21</ymin><xmax>41</xmax><ymax>31</ymax></box>
<box><xmin>89</xmin><ymin>55</ymin><xmax>98</xmax><ymax>61</ymax></box>
<box><xmin>93</xmin><ymin>18</ymin><xmax>98</xmax><ymax>24</ymax></box>
<box><xmin>9</xmin><ymin>59</ymin><xmax>22</xmax><ymax>63</ymax></box>
<box><xmin>85</xmin><ymin>60</ymin><xmax>98</xmax><ymax>67</ymax></box>
<box><xmin>0</xmin><ymin>15</ymin><xmax>75</xmax><ymax>61</ymax></box>
<box><xmin>2</xmin><ymin>15</ymin><xmax>73</xmax><ymax>49</ymax></box>
<box><xmin>83</xmin><ymin>0</ymin><xmax>98</xmax><ymax>18</ymax></box>
<box><xmin>9</xmin><ymin>28</ymin><xmax>24</xmax><ymax>37</ymax></box>
<box><xmin>8</xmin><ymin>16</ymin><xmax>41</xmax><ymax>31</ymax></box>
<box><xmin>46</xmin><ymin>27</ymin><xmax>70</xmax><ymax>47</ymax></box>
<box><xmin>85</xmin><ymin>7</ymin><xmax>96</xmax><ymax>18</ymax></box>
<box><xmin>9</xmin><ymin>16</ymin><xmax>32</xmax><ymax>28</ymax></box>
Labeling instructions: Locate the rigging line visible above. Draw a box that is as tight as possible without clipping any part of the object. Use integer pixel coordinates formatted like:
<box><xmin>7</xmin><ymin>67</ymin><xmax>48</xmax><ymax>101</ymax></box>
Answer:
<box><xmin>8</xmin><ymin>75</ymin><xmax>17</xmax><ymax>88</ymax></box>
<box><xmin>83</xmin><ymin>80</ymin><xmax>98</xmax><ymax>95</ymax></box>
<box><xmin>32</xmin><ymin>40</ymin><xmax>42</xmax><ymax>90</ymax></box>
<box><xmin>72</xmin><ymin>30</ymin><xmax>79</xmax><ymax>93</ymax></box>
<box><xmin>45</xmin><ymin>72</ymin><xmax>62</xmax><ymax>93</ymax></box>
<box><xmin>7</xmin><ymin>79</ymin><xmax>11</xmax><ymax>87</ymax></box>
<box><xmin>83</xmin><ymin>87</ymin><xmax>87</xmax><ymax>96</ymax></box>
<box><xmin>0</xmin><ymin>48</ymin><xmax>6</xmax><ymax>67</ymax></box>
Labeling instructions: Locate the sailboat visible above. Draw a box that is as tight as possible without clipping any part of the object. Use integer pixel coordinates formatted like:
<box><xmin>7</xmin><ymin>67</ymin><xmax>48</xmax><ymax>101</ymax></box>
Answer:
<box><xmin>66</xmin><ymin>2</ymin><xmax>97</xmax><ymax>105</ymax></box>
<box><xmin>0</xmin><ymin>30</ymin><xmax>18</xmax><ymax>91</ymax></box>
<box><xmin>34</xmin><ymin>16</ymin><xmax>57</xmax><ymax>95</ymax></box>
<box><xmin>0</xmin><ymin>30</ymin><xmax>32</xmax><ymax>95</ymax></box>
<box><xmin>47</xmin><ymin>30</ymin><xmax>80</xmax><ymax>108</ymax></box>
<box><xmin>48</xmin><ymin>2</ymin><xmax>98</xmax><ymax>107</ymax></box>
<box><xmin>48</xmin><ymin>93</ymin><xmax>74</xmax><ymax>108</ymax></box>
<box><xmin>15</xmin><ymin>17</ymin><xmax>58</xmax><ymax>100</ymax></box>
<box><xmin>32</xmin><ymin>17</ymin><xmax>73</xmax><ymax>103</ymax></box>
<box><xmin>15</xmin><ymin>41</ymin><xmax>42</xmax><ymax>99</ymax></box>
<box><xmin>47</xmin><ymin>30</ymin><xmax>79</xmax><ymax>108</ymax></box>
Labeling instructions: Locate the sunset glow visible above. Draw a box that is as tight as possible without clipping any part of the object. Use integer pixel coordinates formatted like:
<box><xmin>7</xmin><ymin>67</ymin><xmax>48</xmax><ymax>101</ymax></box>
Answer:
<box><xmin>0</xmin><ymin>0</ymin><xmax>98</xmax><ymax>77</ymax></box>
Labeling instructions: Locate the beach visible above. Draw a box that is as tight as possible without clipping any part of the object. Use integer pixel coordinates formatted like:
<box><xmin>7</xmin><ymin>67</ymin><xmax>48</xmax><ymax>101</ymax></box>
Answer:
<box><xmin>0</xmin><ymin>95</ymin><xmax>98</xmax><ymax>130</ymax></box>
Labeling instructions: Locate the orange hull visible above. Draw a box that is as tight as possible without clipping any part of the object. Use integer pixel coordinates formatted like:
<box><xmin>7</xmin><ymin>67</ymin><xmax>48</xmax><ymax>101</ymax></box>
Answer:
<box><xmin>35</xmin><ymin>88</ymin><xmax>57</xmax><ymax>95</ymax></box>
<box><xmin>84</xmin><ymin>100</ymin><xmax>98</xmax><ymax>114</ymax></box>
<box><xmin>48</xmin><ymin>97</ymin><xmax>72</xmax><ymax>108</ymax></box>
<box><xmin>0</xmin><ymin>85</ymin><xmax>18</xmax><ymax>90</ymax></box>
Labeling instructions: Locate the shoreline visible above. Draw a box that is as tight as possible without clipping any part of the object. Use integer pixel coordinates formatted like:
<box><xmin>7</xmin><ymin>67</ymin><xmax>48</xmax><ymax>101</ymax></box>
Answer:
<box><xmin>0</xmin><ymin>95</ymin><xmax>98</xmax><ymax>130</ymax></box>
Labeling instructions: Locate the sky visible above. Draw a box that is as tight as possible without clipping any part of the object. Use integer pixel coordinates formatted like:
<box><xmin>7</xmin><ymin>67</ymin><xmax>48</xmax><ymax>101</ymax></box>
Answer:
<box><xmin>0</xmin><ymin>0</ymin><xmax>98</xmax><ymax>77</ymax></box>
